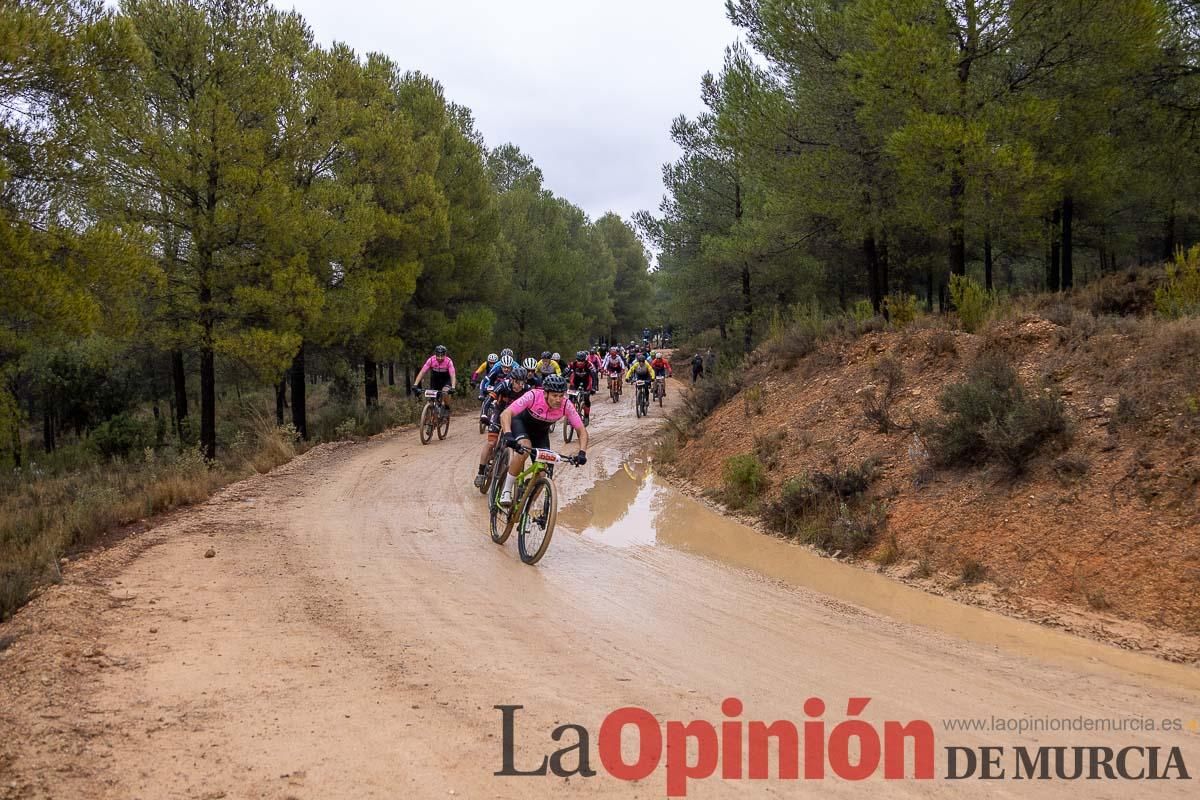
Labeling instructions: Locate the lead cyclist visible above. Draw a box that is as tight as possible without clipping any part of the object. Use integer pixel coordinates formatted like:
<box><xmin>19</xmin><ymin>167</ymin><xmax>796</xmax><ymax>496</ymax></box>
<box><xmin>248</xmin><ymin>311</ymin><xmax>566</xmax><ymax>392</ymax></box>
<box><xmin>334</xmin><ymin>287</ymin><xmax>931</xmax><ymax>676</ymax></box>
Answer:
<box><xmin>497</xmin><ymin>374</ymin><xmax>588</xmax><ymax>507</ymax></box>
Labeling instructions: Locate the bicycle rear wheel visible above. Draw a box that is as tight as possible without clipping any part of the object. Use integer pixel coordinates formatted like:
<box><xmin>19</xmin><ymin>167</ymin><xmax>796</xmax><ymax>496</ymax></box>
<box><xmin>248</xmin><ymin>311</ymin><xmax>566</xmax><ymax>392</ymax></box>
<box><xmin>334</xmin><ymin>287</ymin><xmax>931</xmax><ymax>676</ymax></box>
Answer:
<box><xmin>517</xmin><ymin>475</ymin><xmax>557</xmax><ymax>565</ymax></box>
<box><xmin>419</xmin><ymin>404</ymin><xmax>434</xmax><ymax>444</ymax></box>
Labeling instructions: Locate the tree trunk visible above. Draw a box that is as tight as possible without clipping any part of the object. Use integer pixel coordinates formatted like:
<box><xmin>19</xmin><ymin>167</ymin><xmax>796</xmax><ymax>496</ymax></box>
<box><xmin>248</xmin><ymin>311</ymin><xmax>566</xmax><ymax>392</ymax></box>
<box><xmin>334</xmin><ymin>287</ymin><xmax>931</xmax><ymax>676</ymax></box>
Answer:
<box><xmin>926</xmin><ymin>267</ymin><xmax>934</xmax><ymax>312</ymax></box>
<box><xmin>171</xmin><ymin>349</ymin><xmax>188</xmax><ymax>440</ymax></box>
<box><xmin>879</xmin><ymin>237</ymin><xmax>890</xmax><ymax>306</ymax></box>
<box><xmin>741</xmin><ymin>263</ymin><xmax>753</xmax><ymax>354</ymax></box>
<box><xmin>275</xmin><ymin>375</ymin><xmax>287</xmax><ymax>426</ymax></box>
<box><xmin>864</xmin><ymin>234</ymin><xmax>882</xmax><ymax>314</ymax></box>
<box><xmin>718</xmin><ymin>320</ymin><xmax>727</xmax><ymax>342</ymax></box>
<box><xmin>364</xmin><ymin>357</ymin><xmax>378</xmax><ymax>407</ymax></box>
<box><xmin>1061</xmin><ymin>195</ymin><xmax>1074</xmax><ymax>290</ymax></box>
<box><xmin>948</xmin><ymin>165</ymin><xmax>966</xmax><ymax>279</ymax></box>
<box><xmin>291</xmin><ymin>343</ymin><xmax>308</xmax><ymax>440</ymax></box>
<box><xmin>388</xmin><ymin>362</ymin><xmax>395</xmax><ymax>386</ymax></box>
<box><xmin>1164</xmin><ymin>201</ymin><xmax>1177</xmax><ymax>261</ymax></box>
<box><xmin>199</xmin><ymin>342</ymin><xmax>216</xmax><ymax>461</ymax></box>
<box><xmin>42</xmin><ymin>406</ymin><xmax>54</xmax><ymax>453</ymax></box>
<box><xmin>1048</xmin><ymin>209</ymin><xmax>1061</xmax><ymax>292</ymax></box>
<box><xmin>984</xmin><ymin>228</ymin><xmax>993</xmax><ymax>291</ymax></box>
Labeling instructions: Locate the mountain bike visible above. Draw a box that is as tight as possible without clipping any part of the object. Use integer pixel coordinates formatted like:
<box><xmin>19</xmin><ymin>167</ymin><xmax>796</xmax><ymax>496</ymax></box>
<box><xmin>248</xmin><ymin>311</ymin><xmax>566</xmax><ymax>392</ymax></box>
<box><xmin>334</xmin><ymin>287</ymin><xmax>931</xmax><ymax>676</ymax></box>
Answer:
<box><xmin>653</xmin><ymin>375</ymin><xmax>666</xmax><ymax>407</ymax></box>
<box><xmin>417</xmin><ymin>388</ymin><xmax>450</xmax><ymax>444</ymax></box>
<box><xmin>478</xmin><ymin>428</ymin><xmax>508</xmax><ymax>495</ymax></box>
<box><xmin>563</xmin><ymin>389</ymin><xmax>590</xmax><ymax>443</ymax></box>
<box><xmin>607</xmin><ymin>372</ymin><xmax>622</xmax><ymax>403</ymax></box>
<box><xmin>488</xmin><ymin>442</ymin><xmax>583</xmax><ymax>565</ymax></box>
<box><xmin>633</xmin><ymin>379</ymin><xmax>650</xmax><ymax>418</ymax></box>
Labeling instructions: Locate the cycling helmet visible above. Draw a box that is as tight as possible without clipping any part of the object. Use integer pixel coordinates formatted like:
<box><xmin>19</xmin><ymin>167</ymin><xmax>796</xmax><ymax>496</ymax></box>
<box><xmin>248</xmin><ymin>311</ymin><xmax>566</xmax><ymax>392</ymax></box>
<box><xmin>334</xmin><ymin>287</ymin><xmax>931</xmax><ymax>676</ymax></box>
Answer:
<box><xmin>636</xmin><ymin>353</ymin><xmax>647</xmax><ymax>362</ymax></box>
<box><xmin>575</xmin><ymin>350</ymin><xmax>587</xmax><ymax>361</ymax></box>
<box><xmin>498</xmin><ymin>354</ymin><xmax>515</xmax><ymax>368</ymax></box>
<box><xmin>434</xmin><ymin>344</ymin><xmax>447</xmax><ymax>355</ymax></box>
<box><xmin>500</xmin><ymin>348</ymin><xmax>513</xmax><ymax>358</ymax></box>
<box><xmin>652</xmin><ymin>352</ymin><xmax>660</xmax><ymax>359</ymax></box>
<box><xmin>609</xmin><ymin>345</ymin><xmax>618</xmax><ymax>353</ymax></box>
<box><xmin>511</xmin><ymin>366</ymin><xmax>528</xmax><ymax>381</ymax></box>
<box><xmin>551</xmin><ymin>352</ymin><xmax>561</xmax><ymax>361</ymax></box>
<box><xmin>487</xmin><ymin>352</ymin><xmax>498</xmax><ymax>364</ymax></box>
<box><xmin>541</xmin><ymin>351</ymin><xmax>551</xmax><ymax>360</ymax></box>
<box><xmin>522</xmin><ymin>357</ymin><xmax>537</xmax><ymax>370</ymax></box>
<box><xmin>542</xmin><ymin>374</ymin><xmax>568</xmax><ymax>393</ymax></box>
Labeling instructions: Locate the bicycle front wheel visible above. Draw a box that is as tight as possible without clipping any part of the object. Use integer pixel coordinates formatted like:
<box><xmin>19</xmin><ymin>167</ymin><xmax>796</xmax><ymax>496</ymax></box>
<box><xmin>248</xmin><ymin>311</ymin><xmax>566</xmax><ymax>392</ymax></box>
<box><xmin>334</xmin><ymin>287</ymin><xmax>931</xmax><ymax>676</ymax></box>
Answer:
<box><xmin>419</xmin><ymin>404</ymin><xmax>434</xmax><ymax>444</ymax></box>
<box><xmin>488</xmin><ymin>451</ymin><xmax>514</xmax><ymax>544</ymax></box>
<box><xmin>437</xmin><ymin>405</ymin><xmax>450</xmax><ymax>439</ymax></box>
<box><xmin>517</xmin><ymin>475</ymin><xmax>557</xmax><ymax>565</ymax></box>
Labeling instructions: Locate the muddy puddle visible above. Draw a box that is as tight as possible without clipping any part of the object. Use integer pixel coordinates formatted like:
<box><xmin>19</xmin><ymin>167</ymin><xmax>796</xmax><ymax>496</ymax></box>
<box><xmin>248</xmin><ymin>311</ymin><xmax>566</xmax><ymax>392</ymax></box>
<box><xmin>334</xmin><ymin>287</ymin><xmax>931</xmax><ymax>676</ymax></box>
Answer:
<box><xmin>559</xmin><ymin>455</ymin><xmax>1200</xmax><ymax>693</ymax></box>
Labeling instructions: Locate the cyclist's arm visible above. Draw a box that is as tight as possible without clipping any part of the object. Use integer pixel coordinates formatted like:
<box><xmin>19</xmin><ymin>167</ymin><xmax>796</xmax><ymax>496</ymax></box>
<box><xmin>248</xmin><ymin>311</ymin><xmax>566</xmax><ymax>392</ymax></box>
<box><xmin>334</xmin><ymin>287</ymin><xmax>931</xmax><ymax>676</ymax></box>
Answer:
<box><xmin>624</xmin><ymin>364</ymin><xmax>635</xmax><ymax>380</ymax></box>
<box><xmin>648</xmin><ymin>365</ymin><xmax>656</xmax><ymax>379</ymax></box>
<box><xmin>447</xmin><ymin>359</ymin><xmax>457</xmax><ymax>386</ymax></box>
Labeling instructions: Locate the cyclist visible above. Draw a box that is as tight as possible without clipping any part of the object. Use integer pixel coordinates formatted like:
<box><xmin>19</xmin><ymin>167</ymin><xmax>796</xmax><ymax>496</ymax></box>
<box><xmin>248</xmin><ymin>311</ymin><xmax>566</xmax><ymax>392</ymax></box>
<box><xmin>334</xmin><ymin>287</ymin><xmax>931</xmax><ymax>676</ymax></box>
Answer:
<box><xmin>484</xmin><ymin>353</ymin><xmax>516</xmax><ymax>386</ymax></box>
<box><xmin>600</xmin><ymin>346</ymin><xmax>625</xmax><ymax>395</ymax></box>
<box><xmin>535</xmin><ymin>351</ymin><xmax>561</xmax><ymax>379</ymax></box>
<box><xmin>413</xmin><ymin>345</ymin><xmax>457</xmax><ymax>410</ymax></box>
<box><xmin>498</xmin><ymin>374</ymin><xmax>588</xmax><ymax>507</ymax></box>
<box><xmin>586</xmin><ymin>347</ymin><xmax>603</xmax><ymax>375</ymax></box>
<box><xmin>566</xmin><ymin>350</ymin><xmax>597</xmax><ymax>422</ymax></box>
<box><xmin>472</xmin><ymin>353</ymin><xmax>498</xmax><ymax>387</ymax></box>
<box><xmin>649</xmin><ymin>351</ymin><xmax>672</xmax><ymax>398</ymax></box>
<box><xmin>521</xmin><ymin>356</ymin><xmax>542</xmax><ymax>387</ymax></box>
<box><xmin>553</xmin><ymin>351</ymin><xmax>568</xmax><ymax>373</ymax></box>
<box><xmin>624</xmin><ymin>351</ymin><xmax>656</xmax><ymax>387</ymax></box>
<box><xmin>475</xmin><ymin>365</ymin><xmax>530</xmax><ymax>489</ymax></box>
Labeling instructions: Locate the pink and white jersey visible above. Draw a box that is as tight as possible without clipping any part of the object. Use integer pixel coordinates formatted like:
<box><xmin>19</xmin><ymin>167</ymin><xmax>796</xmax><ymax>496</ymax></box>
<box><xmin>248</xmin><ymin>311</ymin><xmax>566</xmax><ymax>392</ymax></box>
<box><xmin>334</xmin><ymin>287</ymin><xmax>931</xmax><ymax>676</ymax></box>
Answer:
<box><xmin>506</xmin><ymin>388</ymin><xmax>584</xmax><ymax>429</ymax></box>
<box><xmin>420</xmin><ymin>355</ymin><xmax>456</xmax><ymax>382</ymax></box>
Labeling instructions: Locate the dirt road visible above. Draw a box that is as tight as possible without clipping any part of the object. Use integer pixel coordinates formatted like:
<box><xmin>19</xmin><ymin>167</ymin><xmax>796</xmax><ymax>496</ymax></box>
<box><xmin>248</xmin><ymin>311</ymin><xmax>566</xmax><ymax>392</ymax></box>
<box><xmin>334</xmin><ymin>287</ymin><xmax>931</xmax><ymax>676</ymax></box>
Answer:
<box><xmin>2</xmin><ymin>382</ymin><xmax>1198</xmax><ymax>799</ymax></box>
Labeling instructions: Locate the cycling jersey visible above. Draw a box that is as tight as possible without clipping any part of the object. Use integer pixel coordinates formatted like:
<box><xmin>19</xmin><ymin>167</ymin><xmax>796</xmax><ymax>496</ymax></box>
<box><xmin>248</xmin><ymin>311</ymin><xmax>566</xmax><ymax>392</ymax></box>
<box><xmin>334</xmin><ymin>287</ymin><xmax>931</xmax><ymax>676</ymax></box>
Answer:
<box><xmin>624</xmin><ymin>362</ymin><xmax>656</xmax><ymax>381</ymax></box>
<box><xmin>650</xmin><ymin>357</ymin><xmax>672</xmax><ymax>377</ymax></box>
<box><xmin>471</xmin><ymin>360</ymin><xmax>491</xmax><ymax>383</ymax></box>
<box><xmin>507</xmin><ymin>388</ymin><xmax>584</xmax><ymax>430</ymax></box>
<box><xmin>535</xmin><ymin>359</ymin><xmax>561</xmax><ymax>377</ymax></box>
<box><xmin>586</xmin><ymin>353</ymin><xmax>603</xmax><ymax>374</ymax></box>
<box><xmin>417</xmin><ymin>355</ymin><xmax>456</xmax><ymax>391</ymax></box>
<box><xmin>567</xmin><ymin>360</ymin><xmax>596</xmax><ymax>392</ymax></box>
<box><xmin>601</xmin><ymin>354</ymin><xmax>626</xmax><ymax>373</ymax></box>
<box><xmin>489</xmin><ymin>378</ymin><xmax>529</xmax><ymax>412</ymax></box>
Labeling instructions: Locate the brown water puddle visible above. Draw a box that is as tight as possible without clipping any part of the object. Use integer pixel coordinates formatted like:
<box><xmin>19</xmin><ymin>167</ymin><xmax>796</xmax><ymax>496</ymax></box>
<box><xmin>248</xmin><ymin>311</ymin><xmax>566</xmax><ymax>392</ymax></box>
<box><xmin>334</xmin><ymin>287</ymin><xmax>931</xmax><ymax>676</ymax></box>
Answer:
<box><xmin>559</xmin><ymin>457</ymin><xmax>1200</xmax><ymax>693</ymax></box>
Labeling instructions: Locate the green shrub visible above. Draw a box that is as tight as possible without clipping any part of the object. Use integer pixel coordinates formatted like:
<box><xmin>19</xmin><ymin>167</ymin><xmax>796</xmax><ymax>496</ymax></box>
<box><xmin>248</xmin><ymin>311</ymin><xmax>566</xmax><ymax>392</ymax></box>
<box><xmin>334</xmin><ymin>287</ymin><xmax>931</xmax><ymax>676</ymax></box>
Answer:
<box><xmin>850</xmin><ymin>299</ymin><xmax>876</xmax><ymax>323</ymax></box>
<box><xmin>89</xmin><ymin>413</ymin><xmax>154</xmax><ymax>460</ymax></box>
<box><xmin>722</xmin><ymin>454</ymin><xmax>766</xmax><ymax>509</ymax></box>
<box><xmin>884</xmin><ymin>293</ymin><xmax>920</xmax><ymax>329</ymax></box>
<box><xmin>760</xmin><ymin>459</ymin><xmax>880</xmax><ymax>553</ymax></box>
<box><xmin>924</xmin><ymin>356</ymin><xmax>1068</xmax><ymax>474</ymax></box>
<box><xmin>949</xmin><ymin>274</ymin><xmax>989</xmax><ymax>333</ymax></box>
<box><xmin>1155</xmin><ymin>245</ymin><xmax>1200</xmax><ymax>318</ymax></box>
<box><xmin>754</xmin><ymin>429</ymin><xmax>787</xmax><ymax>470</ymax></box>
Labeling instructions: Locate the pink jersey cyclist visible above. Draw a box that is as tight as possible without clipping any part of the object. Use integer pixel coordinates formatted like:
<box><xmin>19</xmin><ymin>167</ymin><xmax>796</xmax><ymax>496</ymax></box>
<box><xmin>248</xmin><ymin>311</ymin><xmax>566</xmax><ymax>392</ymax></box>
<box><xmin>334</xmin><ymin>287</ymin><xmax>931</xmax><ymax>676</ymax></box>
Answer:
<box><xmin>506</xmin><ymin>387</ymin><xmax>584</xmax><ymax>435</ymax></box>
<box><xmin>415</xmin><ymin>350</ymin><xmax>457</xmax><ymax>392</ymax></box>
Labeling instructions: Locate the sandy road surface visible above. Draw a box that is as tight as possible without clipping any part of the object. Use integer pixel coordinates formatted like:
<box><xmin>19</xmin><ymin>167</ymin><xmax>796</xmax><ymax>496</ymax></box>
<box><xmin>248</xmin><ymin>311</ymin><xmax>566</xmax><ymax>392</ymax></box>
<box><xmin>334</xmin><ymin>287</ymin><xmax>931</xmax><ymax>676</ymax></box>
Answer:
<box><xmin>1</xmin><ymin>381</ymin><xmax>1198</xmax><ymax>799</ymax></box>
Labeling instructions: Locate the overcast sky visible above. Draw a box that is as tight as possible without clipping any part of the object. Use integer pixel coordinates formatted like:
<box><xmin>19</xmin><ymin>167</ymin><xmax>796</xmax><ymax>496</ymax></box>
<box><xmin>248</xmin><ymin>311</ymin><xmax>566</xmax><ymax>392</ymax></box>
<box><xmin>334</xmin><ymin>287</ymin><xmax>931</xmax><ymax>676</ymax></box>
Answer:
<box><xmin>278</xmin><ymin>0</ymin><xmax>741</xmax><ymax>227</ymax></box>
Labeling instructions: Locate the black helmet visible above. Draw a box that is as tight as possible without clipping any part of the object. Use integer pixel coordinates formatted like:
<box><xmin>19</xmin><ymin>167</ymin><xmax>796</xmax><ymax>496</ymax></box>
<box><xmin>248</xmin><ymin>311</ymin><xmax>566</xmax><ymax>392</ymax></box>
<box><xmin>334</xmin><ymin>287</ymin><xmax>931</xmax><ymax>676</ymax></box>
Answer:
<box><xmin>434</xmin><ymin>344</ymin><xmax>447</xmax><ymax>355</ymax></box>
<box><xmin>636</xmin><ymin>352</ymin><xmax>647</xmax><ymax>362</ymax></box>
<box><xmin>541</xmin><ymin>351</ymin><xmax>551</xmax><ymax>360</ymax></box>
<box><xmin>500</xmin><ymin>348</ymin><xmax>513</xmax><ymax>358</ymax></box>
<box><xmin>542</xmin><ymin>374</ymin><xmax>568</xmax><ymax>393</ymax></box>
<box><xmin>511</xmin><ymin>366</ymin><xmax>528</xmax><ymax>380</ymax></box>
<box><xmin>575</xmin><ymin>350</ymin><xmax>587</xmax><ymax>361</ymax></box>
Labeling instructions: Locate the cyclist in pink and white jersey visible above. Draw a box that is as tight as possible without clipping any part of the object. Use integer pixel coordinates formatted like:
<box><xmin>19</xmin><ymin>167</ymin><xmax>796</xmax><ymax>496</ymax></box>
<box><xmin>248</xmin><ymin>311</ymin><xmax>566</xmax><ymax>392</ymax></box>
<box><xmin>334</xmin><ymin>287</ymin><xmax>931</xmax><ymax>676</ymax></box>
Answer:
<box><xmin>413</xmin><ymin>344</ymin><xmax>457</xmax><ymax>411</ymax></box>
<box><xmin>497</xmin><ymin>374</ymin><xmax>588</xmax><ymax>507</ymax></box>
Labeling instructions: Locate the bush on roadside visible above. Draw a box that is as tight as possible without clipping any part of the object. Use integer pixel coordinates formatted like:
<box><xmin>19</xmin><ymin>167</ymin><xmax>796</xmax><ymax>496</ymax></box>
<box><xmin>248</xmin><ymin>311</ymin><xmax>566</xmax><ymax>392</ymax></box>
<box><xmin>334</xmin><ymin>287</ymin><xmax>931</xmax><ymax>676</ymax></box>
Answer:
<box><xmin>1156</xmin><ymin>245</ymin><xmax>1200</xmax><ymax>319</ymax></box>
<box><xmin>89</xmin><ymin>412</ymin><xmax>155</xmax><ymax>460</ymax></box>
<box><xmin>950</xmin><ymin>274</ymin><xmax>989</xmax><ymax>333</ymax></box>
<box><xmin>722</xmin><ymin>454</ymin><xmax>766</xmax><ymax>509</ymax></box>
<box><xmin>923</xmin><ymin>355</ymin><xmax>1068</xmax><ymax>474</ymax></box>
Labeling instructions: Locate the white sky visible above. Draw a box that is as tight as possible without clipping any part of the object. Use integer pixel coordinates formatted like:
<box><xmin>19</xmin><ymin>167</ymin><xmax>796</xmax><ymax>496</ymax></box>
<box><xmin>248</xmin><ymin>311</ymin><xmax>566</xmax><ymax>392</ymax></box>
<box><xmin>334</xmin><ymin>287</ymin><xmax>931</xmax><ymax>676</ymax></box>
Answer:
<box><xmin>277</xmin><ymin>0</ymin><xmax>741</xmax><ymax>226</ymax></box>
